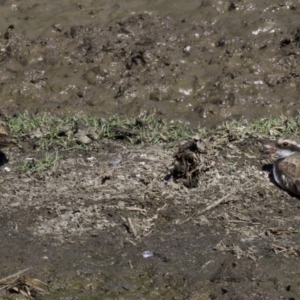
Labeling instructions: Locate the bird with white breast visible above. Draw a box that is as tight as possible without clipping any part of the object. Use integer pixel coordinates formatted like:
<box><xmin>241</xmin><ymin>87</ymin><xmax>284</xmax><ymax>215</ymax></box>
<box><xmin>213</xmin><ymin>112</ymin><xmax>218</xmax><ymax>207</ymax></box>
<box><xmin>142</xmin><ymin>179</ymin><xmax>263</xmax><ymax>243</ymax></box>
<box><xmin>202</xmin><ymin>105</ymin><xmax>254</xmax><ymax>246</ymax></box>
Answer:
<box><xmin>269</xmin><ymin>135</ymin><xmax>300</xmax><ymax>196</ymax></box>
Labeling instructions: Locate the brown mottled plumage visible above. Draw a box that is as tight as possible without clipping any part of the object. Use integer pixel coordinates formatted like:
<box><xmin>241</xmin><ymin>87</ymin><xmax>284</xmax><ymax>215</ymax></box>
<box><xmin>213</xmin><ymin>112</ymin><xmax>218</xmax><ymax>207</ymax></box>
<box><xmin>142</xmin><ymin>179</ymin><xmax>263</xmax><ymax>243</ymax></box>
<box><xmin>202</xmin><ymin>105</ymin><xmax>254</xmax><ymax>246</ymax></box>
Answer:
<box><xmin>270</xmin><ymin>135</ymin><xmax>300</xmax><ymax>195</ymax></box>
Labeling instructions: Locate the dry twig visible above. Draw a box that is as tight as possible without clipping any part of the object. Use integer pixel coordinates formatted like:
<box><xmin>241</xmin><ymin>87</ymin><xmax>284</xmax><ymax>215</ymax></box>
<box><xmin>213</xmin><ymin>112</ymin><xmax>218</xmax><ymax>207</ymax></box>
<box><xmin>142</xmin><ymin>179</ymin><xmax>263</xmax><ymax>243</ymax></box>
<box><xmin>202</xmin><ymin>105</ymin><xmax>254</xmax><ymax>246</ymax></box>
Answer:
<box><xmin>199</xmin><ymin>180</ymin><xmax>252</xmax><ymax>215</ymax></box>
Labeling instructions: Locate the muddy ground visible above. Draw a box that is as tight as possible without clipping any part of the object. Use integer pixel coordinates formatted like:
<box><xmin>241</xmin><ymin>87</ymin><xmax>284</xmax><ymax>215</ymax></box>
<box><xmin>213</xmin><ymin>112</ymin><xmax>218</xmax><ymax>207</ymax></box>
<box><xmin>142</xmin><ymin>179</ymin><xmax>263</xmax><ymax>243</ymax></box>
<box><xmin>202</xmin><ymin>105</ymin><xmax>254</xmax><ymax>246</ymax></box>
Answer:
<box><xmin>0</xmin><ymin>131</ymin><xmax>300</xmax><ymax>299</ymax></box>
<box><xmin>1</xmin><ymin>1</ymin><xmax>300</xmax><ymax>126</ymax></box>
<box><xmin>1</xmin><ymin>1</ymin><xmax>300</xmax><ymax>299</ymax></box>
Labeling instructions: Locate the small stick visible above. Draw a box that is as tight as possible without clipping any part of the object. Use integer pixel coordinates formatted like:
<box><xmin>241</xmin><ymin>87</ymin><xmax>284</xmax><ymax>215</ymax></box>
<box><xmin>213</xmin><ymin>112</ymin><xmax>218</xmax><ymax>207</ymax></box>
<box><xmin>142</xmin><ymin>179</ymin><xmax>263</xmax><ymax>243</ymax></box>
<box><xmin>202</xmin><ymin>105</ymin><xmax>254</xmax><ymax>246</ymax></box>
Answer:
<box><xmin>199</xmin><ymin>180</ymin><xmax>252</xmax><ymax>215</ymax></box>
<box><xmin>127</xmin><ymin>217</ymin><xmax>138</xmax><ymax>238</ymax></box>
<box><xmin>0</xmin><ymin>268</ymin><xmax>30</xmax><ymax>283</ymax></box>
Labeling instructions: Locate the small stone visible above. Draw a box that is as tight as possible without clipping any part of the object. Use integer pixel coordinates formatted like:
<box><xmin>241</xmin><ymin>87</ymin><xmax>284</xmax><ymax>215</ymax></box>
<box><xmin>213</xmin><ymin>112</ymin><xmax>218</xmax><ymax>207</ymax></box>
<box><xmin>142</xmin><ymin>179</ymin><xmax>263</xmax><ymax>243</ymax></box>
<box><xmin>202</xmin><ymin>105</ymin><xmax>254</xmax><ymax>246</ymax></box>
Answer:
<box><xmin>30</xmin><ymin>128</ymin><xmax>44</xmax><ymax>138</ymax></box>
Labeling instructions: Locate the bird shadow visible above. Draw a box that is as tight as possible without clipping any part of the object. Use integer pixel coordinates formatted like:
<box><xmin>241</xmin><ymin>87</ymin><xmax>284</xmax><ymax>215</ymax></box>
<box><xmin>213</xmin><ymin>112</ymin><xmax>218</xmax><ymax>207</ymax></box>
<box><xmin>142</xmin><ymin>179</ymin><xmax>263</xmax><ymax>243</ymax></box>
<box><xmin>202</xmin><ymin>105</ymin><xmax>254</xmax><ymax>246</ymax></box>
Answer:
<box><xmin>262</xmin><ymin>163</ymin><xmax>274</xmax><ymax>182</ymax></box>
<box><xmin>0</xmin><ymin>151</ymin><xmax>8</xmax><ymax>166</ymax></box>
<box><xmin>262</xmin><ymin>163</ymin><xmax>300</xmax><ymax>199</ymax></box>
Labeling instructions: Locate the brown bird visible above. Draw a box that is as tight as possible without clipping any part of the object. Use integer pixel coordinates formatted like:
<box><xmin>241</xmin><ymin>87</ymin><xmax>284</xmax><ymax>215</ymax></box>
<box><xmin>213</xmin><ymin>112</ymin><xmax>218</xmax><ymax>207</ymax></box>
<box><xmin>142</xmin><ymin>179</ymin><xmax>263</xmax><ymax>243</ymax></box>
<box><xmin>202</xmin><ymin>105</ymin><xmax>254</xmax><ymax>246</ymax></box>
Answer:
<box><xmin>269</xmin><ymin>135</ymin><xmax>300</xmax><ymax>195</ymax></box>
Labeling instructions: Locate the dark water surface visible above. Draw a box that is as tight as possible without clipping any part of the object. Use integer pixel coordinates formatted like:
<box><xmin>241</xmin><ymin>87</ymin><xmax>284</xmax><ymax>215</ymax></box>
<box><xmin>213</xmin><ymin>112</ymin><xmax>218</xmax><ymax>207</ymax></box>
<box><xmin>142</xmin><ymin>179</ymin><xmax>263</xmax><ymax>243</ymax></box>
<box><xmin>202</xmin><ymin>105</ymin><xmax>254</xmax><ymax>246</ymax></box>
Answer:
<box><xmin>1</xmin><ymin>0</ymin><xmax>300</xmax><ymax>126</ymax></box>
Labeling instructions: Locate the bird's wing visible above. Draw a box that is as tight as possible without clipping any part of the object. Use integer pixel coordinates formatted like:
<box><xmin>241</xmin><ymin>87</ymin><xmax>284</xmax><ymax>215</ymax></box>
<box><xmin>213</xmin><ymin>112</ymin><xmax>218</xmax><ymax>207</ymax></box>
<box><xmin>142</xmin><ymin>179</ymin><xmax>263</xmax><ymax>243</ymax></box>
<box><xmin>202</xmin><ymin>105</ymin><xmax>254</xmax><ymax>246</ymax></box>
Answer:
<box><xmin>277</xmin><ymin>153</ymin><xmax>300</xmax><ymax>194</ymax></box>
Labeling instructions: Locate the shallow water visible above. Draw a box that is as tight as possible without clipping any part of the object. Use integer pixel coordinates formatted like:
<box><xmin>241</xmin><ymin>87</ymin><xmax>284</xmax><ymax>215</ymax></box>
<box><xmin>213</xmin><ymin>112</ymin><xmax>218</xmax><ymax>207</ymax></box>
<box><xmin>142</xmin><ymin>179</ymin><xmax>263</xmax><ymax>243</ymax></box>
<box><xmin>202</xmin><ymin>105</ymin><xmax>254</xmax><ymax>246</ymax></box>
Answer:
<box><xmin>1</xmin><ymin>0</ymin><xmax>300</xmax><ymax>127</ymax></box>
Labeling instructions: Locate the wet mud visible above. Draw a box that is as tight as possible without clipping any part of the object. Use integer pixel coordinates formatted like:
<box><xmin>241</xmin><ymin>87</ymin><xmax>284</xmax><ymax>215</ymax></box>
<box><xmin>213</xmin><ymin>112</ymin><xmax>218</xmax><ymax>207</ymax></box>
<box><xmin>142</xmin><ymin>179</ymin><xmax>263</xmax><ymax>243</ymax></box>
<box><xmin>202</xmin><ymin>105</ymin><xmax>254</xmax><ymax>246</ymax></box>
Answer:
<box><xmin>1</xmin><ymin>1</ymin><xmax>300</xmax><ymax>126</ymax></box>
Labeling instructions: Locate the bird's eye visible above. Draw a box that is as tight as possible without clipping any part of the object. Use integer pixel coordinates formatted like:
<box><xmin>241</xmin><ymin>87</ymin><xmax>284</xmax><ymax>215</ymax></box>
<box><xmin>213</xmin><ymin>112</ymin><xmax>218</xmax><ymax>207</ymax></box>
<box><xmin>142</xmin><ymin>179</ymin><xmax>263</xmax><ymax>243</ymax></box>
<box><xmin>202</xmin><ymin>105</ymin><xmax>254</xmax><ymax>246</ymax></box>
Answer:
<box><xmin>282</xmin><ymin>142</ymin><xmax>289</xmax><ymax>147</ymax></box>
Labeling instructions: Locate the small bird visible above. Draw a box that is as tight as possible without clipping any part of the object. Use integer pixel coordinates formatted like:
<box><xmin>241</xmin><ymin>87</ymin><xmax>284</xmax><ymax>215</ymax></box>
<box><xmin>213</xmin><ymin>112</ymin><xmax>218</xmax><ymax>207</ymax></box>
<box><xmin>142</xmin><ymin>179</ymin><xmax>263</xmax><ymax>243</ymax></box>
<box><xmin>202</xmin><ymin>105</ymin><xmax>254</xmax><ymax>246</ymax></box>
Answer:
<box><xmin>269</xmin><ymin>135</ymin><xmax>300</xmax><ymax>195</ymax></box>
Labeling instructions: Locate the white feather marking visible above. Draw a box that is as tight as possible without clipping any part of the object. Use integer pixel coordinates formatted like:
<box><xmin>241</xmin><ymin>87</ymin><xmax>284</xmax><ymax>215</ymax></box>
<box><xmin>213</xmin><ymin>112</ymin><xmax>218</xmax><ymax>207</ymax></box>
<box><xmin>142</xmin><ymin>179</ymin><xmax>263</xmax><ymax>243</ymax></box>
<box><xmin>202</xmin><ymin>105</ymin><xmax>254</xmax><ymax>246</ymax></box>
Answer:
<box><xmin>277</xmin><ymin>149</ymin><xmax>294</xmax><ymax>158</ymax></box>
<box><xmin>273</xmin><ymin>164</ymin><xmax>283</xmax><ymax>187</ymax></box>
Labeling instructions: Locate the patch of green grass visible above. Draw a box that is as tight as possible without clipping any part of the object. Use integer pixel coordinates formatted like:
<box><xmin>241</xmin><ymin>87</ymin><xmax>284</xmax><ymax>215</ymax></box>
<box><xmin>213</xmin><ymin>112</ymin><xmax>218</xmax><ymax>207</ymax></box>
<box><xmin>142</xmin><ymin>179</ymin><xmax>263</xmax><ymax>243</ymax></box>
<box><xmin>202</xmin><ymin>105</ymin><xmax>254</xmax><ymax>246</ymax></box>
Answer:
<box><xmin>4</xmin><ymin>112</ymin><xmax>195</xmax><ymax>149</ymax></box>
<box><xmin>4</xmin><ymin>111</ymin><xmax>300</xmax><ymax>154</ymax></box>
<box><xmin>97</xmin><ymin>114</ymin><xmax>194</xmax><ymax>145</ymax></box>
<box><xmin>18</xmin><ymin>152</ymin><xmax>60</xmax><ymax>173</ymax></box>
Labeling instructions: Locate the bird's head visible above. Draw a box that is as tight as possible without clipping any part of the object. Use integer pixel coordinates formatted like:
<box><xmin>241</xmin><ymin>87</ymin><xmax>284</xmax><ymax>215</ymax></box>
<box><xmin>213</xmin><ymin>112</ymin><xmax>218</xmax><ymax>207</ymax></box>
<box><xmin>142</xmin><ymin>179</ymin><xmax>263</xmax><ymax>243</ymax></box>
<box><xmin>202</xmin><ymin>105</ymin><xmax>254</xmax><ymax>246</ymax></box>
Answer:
<box><xmin>268</xmin><ymin>135</ymin><xmax>300</xmax><ymax>158</ymax></box>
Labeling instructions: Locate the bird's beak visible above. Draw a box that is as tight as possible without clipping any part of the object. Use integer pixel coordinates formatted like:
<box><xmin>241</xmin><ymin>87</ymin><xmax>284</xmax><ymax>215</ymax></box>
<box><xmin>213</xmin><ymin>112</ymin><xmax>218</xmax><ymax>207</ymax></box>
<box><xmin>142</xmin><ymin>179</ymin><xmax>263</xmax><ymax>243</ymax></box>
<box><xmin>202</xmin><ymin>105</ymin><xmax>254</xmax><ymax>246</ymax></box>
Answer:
<box><xmin>263</xmin><ymin>142</ymin><xmax>277</xmax><ymax>154</ymax></box>
<box><xmin>267</xmin><ymin>146</ymin><xmax>277</xmax><ymax>154</ymax></box>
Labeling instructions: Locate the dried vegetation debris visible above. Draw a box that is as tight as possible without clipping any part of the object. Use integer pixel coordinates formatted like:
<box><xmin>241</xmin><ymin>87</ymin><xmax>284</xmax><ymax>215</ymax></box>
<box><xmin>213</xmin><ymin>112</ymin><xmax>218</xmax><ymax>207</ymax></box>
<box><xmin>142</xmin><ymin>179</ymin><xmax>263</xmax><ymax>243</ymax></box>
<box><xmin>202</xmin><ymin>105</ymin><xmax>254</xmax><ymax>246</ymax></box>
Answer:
<box><xmin>1</xmin><ymin>122</ymin><xmax>300</xmax><ymax>298</ymax></box>
<box><xmin>0</xmin><ymin>122</ymin><xmax>18</xmax><ymax>149</ymax></box>
<box><xmin>0</xmin><ymin>268</ymin><xmax>48</xmax><ymax>299</ymax></box>
<box><xmin>1</xmin><ymin>114</ymin><xmax>300</xmax><ymax>266</ymax></box>
<box><xmin>213</xmin><ymin>241</ymin><xmax>258</xmax><ymax>261</ymax></box>
<box><xmin>0</xmin><ymin>132</ymin><xmax>269</xmax><ymax>249</ymax></box>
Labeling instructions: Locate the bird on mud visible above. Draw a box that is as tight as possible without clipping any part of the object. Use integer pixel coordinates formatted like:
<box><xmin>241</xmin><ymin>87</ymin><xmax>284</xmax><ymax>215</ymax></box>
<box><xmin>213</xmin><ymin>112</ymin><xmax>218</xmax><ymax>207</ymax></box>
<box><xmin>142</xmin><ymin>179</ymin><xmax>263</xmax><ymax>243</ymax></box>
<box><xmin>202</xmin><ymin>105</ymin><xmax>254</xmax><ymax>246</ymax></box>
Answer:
<box><xmin>268</xmin><ymin>135</ymin><xmax>300</xmax><ymax>196</ymax></box>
